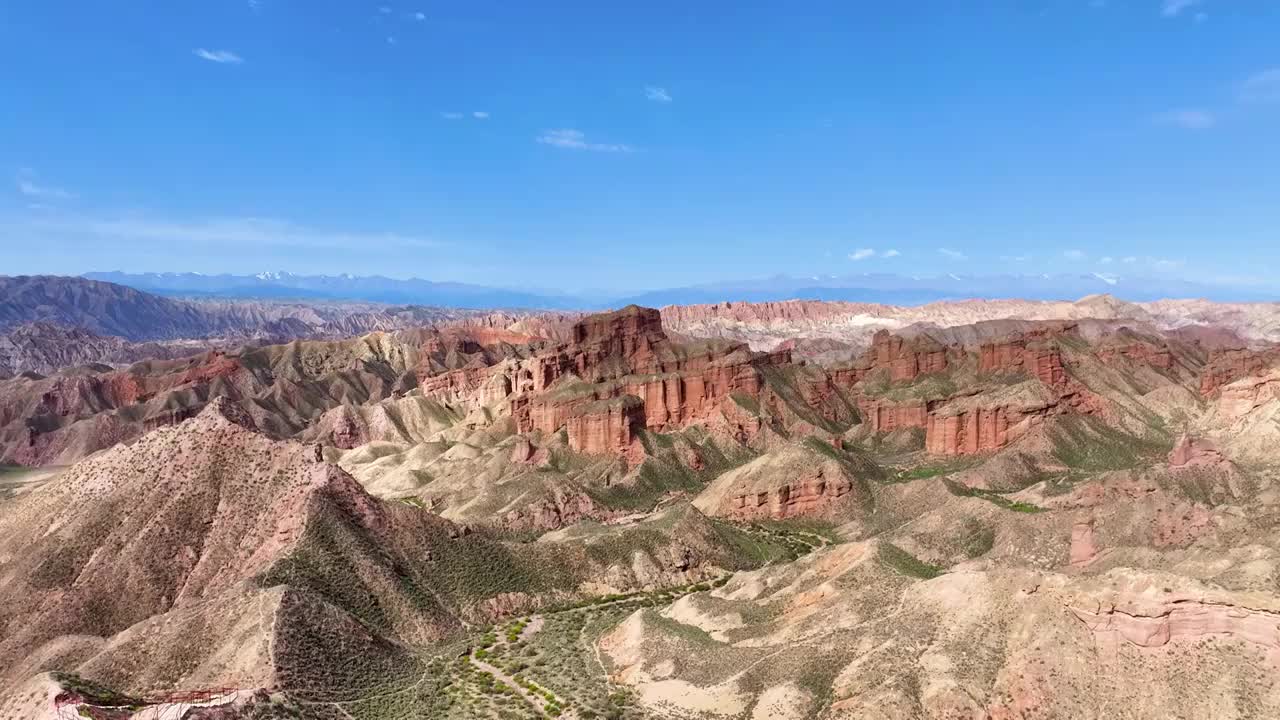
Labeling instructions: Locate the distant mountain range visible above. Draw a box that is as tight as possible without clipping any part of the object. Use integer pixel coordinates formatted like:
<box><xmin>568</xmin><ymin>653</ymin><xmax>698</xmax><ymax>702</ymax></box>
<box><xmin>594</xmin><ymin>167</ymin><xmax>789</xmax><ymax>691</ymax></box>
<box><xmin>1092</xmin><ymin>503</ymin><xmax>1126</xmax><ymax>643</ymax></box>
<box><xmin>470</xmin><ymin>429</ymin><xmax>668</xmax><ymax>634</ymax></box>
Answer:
<box><xmin>83</xmin><ymin>270</ymin><xmax>1280</xmax><ymax>308</ymax></box>
<box><xmin>0</xmin><ymin>275</ymin><xmax>486</xmax><ymax>343</ymax></box>
<box><xmin>83</xmin><ymin>271</ymin><xmax>579</xmax><ymax>309</ymax></box>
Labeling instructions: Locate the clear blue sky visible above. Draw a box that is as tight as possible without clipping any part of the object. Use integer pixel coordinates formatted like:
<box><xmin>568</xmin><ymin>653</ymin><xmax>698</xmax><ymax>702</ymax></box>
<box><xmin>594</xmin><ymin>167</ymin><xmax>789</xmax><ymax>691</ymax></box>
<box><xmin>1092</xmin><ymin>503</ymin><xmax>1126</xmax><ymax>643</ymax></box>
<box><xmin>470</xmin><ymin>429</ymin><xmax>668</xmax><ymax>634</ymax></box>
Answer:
<box><xmin>1</xmin><ymin>1</ymin><xmax>1278</xmax><ymax>292</ymax></box>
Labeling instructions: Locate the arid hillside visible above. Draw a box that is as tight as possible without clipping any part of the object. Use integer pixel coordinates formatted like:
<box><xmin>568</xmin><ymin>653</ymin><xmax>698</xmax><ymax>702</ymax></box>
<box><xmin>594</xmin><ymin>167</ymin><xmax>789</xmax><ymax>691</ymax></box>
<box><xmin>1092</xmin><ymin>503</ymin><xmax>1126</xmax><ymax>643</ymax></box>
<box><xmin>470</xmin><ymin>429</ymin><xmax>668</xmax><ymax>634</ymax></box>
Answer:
<box><xmin>661</xmin><ymin>295</ymin><xmax>1280</xmax><ymax>356</ymax></box>
<box><xmin>4</xmin><ymin>299</ymin><xmax>1280</xmax><ymax>719</ymax></box>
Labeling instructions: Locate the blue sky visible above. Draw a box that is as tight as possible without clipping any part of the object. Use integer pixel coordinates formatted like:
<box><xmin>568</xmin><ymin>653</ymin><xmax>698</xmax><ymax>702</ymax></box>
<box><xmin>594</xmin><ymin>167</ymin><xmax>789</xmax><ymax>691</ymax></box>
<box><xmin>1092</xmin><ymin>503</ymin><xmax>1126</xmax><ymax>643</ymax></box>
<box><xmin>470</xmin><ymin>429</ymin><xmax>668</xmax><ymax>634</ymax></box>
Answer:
<box><xmin>1</xmin><ymin>0</ymin><xmax>1278</xmax><ymax>293</ymax></box>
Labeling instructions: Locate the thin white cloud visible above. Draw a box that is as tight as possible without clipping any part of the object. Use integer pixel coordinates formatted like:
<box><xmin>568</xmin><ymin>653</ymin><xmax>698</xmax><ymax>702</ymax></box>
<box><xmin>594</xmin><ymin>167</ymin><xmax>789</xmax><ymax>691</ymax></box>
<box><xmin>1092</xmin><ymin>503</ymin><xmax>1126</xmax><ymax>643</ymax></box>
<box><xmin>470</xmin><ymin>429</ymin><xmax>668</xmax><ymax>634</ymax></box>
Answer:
<box><xmin>1153</xmin><ymin>109</ymin><xmax>1216</xmax><ymax>130</ymax></box>
<box><xmin>379</xmin><ymin>5</ymin><xmax>392</xmax><ymax>14</ymax></box>
<box><xmin>849</xmin><ymin>248</ymin><xmax>875</xmax><ymax>261</ymax></box>
<box><xmin>883</xmin><ymin>249</ymin><xmax>901</xmax><ymax>258</ymax></box>
<box><xmin>937</xmin><ymin>248</ymin><xmax>967</xmax><ymax>261</ymax></box>
<box><xmin>645</xmin><ymin>86</ymin><xmax>672</xmax><ymax>103</ymax></box>
<box><xmin>248</xmin><ymin>0</ymin><xmax>262</xmax><ymax>11</ymax></box>
<box><xmin>17</xmin><ymin>214</ymin><xmax>442</xmax><ymax>251</ymax></box>
<box><xmin>16</xmin><ymin>178</ymin><xmax>75</xmax><ymax>200</ymax></box>
<box><xmin>1152</xmin><ymin>258</ymin><xmax>1186</xmax><ymax>270</ymax></box>
<box><xmin>193</xmin><ymin>48</ymin><xmax>244</xmax><ymax>64</ymax></box>
<box><xmin>1239</xmin><ymin>68</ymin><xmax>1280</xmax><ymax>104</ymax></box>
<box><xmin>537</xmin><ymin>129</ymin><xmax>635</xmax><ymax>153</ymax></box>
<box><xmin>473</xmin><ymin>111</ymin><xmax>489</xmax><ymax>119</ymax></box>
<box><xmin>440</xmin><ymin>112</ymin><xmax>465</xmax><ymax>120</ymax></box>
<box><xmin>1122</xmin><ymin>256</ymin><xmax>1138</xmax><ymax>264</ymax></box>
<box><xmin>413</xmin><ymin>11</ymin><xmax>426</xmax><ymax>21</ymax></box>
<box><xmin>386</xmin><ymin>36</ymin><xmax>397</xmax><ymax>45</ymax></box>
<box><xmin>1099</xmin><ymin>256</ymin><xmax>1114</xmax><ymax>265</ymax></box>
<box><xmin>1063</xmin><ymin>249</ymin><xmax>1086</xmax><ymax>260</ymax></box>
<box><xmin>1161</xmin><ymin>0</ymin><xmax>1202</xmax><ymax>17</ymax></box>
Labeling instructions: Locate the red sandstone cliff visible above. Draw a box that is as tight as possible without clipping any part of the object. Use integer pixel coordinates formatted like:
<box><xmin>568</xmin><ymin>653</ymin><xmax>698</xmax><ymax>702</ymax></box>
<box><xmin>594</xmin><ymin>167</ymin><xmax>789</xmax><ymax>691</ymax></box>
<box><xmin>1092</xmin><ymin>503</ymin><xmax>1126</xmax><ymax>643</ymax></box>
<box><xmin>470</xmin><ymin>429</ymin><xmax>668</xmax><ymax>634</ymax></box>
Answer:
<box><xmin>490</xmin><ymin>307</ymin><xmax>812</xmax><ymax>462</ymax></box>
<box><xmin>977</xmin><ymin>326</ymin><xmax>1075</xmax><ymax>387</ymax></box>
<box><xmin>1200</xmin><ymin>348</ymin><xmax>1280</xmax><ymax>396</ymax></box>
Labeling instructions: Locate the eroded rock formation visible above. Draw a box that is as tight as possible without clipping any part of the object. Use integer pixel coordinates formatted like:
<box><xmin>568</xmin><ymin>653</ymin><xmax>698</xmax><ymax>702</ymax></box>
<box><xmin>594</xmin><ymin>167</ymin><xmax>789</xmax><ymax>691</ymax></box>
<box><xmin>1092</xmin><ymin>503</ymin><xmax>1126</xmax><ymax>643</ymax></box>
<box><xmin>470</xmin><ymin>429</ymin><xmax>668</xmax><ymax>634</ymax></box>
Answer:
<box><xmin>1200</xmin><ymin>347</ymin><xmax>1280</xmax><ymax>395</ymax></box>
<box><xmin>978</xmin><ymin>326</ymin><xmax>1074</xmax><ymax>387</ymax></box>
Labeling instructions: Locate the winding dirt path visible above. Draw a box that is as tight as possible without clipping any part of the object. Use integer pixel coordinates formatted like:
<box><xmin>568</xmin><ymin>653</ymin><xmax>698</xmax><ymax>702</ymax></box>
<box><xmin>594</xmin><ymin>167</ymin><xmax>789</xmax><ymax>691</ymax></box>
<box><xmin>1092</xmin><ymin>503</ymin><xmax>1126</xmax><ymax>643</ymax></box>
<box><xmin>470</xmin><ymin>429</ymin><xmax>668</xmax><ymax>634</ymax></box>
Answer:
<box><xmin>469</xmin><ymin>646</ymin><xmax>577</xmax><ymax>720</ymax></box>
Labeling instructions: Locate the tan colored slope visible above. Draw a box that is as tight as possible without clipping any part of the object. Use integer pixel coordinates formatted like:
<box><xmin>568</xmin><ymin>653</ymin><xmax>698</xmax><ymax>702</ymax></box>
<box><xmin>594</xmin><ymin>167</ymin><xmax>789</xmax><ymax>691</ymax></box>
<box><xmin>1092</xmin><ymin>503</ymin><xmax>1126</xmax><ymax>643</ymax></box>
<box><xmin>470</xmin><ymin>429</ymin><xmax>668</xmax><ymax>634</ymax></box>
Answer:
<box><xmin>1198</xmin><ymin>368</ymin><xmax>1280</xmax><ymax>467</ymax></box>
<box><xmin>0</xmin><ymin>397</ymin><xmax>381</xmax><ymax>688</ymax></box>
<box><xmin>601</xmin><ymin>440</ymin><xmax>1280</xmax><ymax>720</ymax></box>
<box><xmin>602</xmin><ymin>541</ymin><xmax>1280</xmax><ymax>719</ymax></box>
<box><xmin>662</xmin><ymin>295</ymin><xmax>1280</xmax><ymax>354</ymax></box>
<box><xmin>1</xmin><ymin>396</ymin><xmax>795</xmax><ymax>711</ymax></box>
<box><xmin>0</xmin><ymin>324</ymin><xmax>524</xmax><ymax>467</ymax></box>
<box><xmin>692</xmin><ymin>441</ymin><xmax>877</xmax><ymax>521</ymax></box>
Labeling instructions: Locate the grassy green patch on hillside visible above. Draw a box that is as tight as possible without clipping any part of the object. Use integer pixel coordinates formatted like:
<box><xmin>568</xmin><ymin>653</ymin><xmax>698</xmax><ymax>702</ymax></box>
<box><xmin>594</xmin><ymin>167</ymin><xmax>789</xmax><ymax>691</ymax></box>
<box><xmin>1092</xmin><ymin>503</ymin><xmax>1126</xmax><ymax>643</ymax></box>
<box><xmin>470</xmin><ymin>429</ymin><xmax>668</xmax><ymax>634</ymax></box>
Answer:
<box><xmin>758</xmin><ymin>364</ymin><xmax>857</xmax><ymax>435</ymax></box>
<box><xmin>878</xmin><ymin>542</ymin><xmax>943</xmax><ymax>580</ymax></box>
<box><xmin>1049</xmin><ymin>415</ymin><xmax>1171</xmax><ymax>472</ymax></box>
<box><xmin>589</xmin><ymin>432</ymin><xmax>756</xmax><ymax>512</ymax></box>
<box><xmin>943</xmin><ymin>479</ymin><xmax>1044</xmax><ymax>513</ymax></box>
<box><xmin>889</xmin><ymin>456</ymin><xmax>981</xmax><ymax>482</ymax></box>
<box><xmin>802</xmin><ymin>437</ymin><xmax>880</xmax><ymax>509</ymax></box>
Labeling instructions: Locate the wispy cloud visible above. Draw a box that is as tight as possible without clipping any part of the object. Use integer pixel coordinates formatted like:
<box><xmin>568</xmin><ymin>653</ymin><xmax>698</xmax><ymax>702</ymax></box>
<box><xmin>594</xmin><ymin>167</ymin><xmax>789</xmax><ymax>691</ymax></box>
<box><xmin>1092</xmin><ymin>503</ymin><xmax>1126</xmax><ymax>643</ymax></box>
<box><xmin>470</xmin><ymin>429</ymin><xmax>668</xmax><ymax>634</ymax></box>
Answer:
<box><xmin>1122</xmin><ymin>256</ymin><xmax>1138</xmax><ymax>264</ymax></box>
<box><xmin>537</xmin><ymin>129</ymin><xmax>635</xmax><ymax>153</ymax></box>
<box><xmin>441</xmin><ymin>111</ymin><xmax>490</xmax><ymax>121</ymax></box>
<box><xmin>1099</xmin><ymin>256</ymin><xmax>1114</xmax><ymax>265</ymax></box>
<box><xmin>1153</xmin><ymin>109</ymin><xmax>1216</xmax><ymax>130</ymax></box>
<box><xmin>193</xmin><ymin>48</ymin><xmax>244</xmax><ymax>64</ymax></box>
<box><xmin>16</xmin><ymin>175</ymin><xmax>75</xmax><ymax>200</ymax></box>
<box><xmin>848</xmin><ymin>248</ymin><xmax>900</xmax><ymax>261</ymax></box>
<box><xmin>413</xmin><ymin>11</ymin><xmax>426</xmax><ymax>21</ymax></box>
<box><xmin>248</xmin><ymin>0</ymin><xmax>262</xmax><ymax>11</ymax></box>
<box><xmin>645</xmin><ymin>86</ymin><xmax>672</xmax><ymax>103</ymax></box>
<box><xmin>1161</xmin><ymin>0</ymin><xmax>1202</xmax><ymax>17</ymax></box>
<box><xmin>1063</xmin><ymin>249</ymin><xmax>1086</xmax><ymax>260</ymax></box>
<box><xmin>379</xmin><ymin>5</ymin><xmax>392</xmax><ymax>14</ymax></box>
<box><xmin>1239</xmin><ymin>68</ymin><xmax>1280</xmax><ymax>104</ymax></box>
<box><xmin>1152</xmin><ymin>257</ymin><xmax>1186</xmax><ymax>271</ymax></box>
<box><xmin>15</xmin><ymin>214</ymin><xmax>441</xmax><ymax>251</ymax></box>
<box><xmin>937</xmin><ymin>248</ymin><xmax>967</xmax><ymax>261</ymax></box>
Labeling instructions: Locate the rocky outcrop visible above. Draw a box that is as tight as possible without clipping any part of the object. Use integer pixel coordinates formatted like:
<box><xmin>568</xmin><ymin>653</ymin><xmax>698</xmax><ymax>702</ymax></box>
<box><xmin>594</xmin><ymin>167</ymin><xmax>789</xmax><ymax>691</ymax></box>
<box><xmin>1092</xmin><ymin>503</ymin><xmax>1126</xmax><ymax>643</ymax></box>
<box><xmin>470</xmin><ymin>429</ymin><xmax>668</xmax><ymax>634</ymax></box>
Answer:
<box><xmin>838</xmin><ymin>330</ymin><xmax>949</xmax><ymax>384</ymax></box>
<box><xmin>565</xmin><ymin>396</ymin><xmax>645</xmax><ymax>457</ymax></box>
<box><xmin>1200</xmin><ymin>347</ymin><xmax>1280</xmax><ymax>395</ymax></box>
<box><xmin>693</xmin><ymin>444</ymin><xmax>873</xmax><ymax>521</ymax></box>
<box><xmin>857</xmin><ymin>397</ymin><xmax>928</xmax><ymax>432</ymax></box>
<box><xmin>1097</xmin><ymin>341</ymin><xmax>1175</xmax><ymax>371</ymax></box>
<box><xmin>925</xmin><ymin>405</ymin><xmax>1015</xmax><ymax>455</ymax></box>
<box><xmin>1214</xmin><ymin>369</ymin><xmax>1280</xmax><ymax>421</ymax></box>
<box><xmin>1070</xmin><ymin>598</ymin><xmax>1280</xmax><ymax>651</ymax></box>
<box><xmin>923</xmin><ymin>382</ymin><xmax>1101</xmax><ymax>456</ymax></box>
<box><xmin>730</xmin><ymin>469</ymin><xmax>853</xmax><ymax>520</ymax></box>
<box><xmin>978</xmin><ymin>326</ymin><xmax>1075</xmax><ymax>387</ymax></box>
<box><xmin>867</xmin><ymin>330</ymin><xmax>948</xmax><ymax>382</ymax></box>
<box><xmin>1167</xmin><ymin>434</ymin><xmax>1230</xmax><ymax>469</ymax></box>
<box><xmin>500</xmin><ymin>306</ymin><xmax>806</xmax><ymax>459</ymax></box>
<box><xmin>500</xmin><ymin>489</ymin><xmax>600</xmax><ymax>530</ymax></box>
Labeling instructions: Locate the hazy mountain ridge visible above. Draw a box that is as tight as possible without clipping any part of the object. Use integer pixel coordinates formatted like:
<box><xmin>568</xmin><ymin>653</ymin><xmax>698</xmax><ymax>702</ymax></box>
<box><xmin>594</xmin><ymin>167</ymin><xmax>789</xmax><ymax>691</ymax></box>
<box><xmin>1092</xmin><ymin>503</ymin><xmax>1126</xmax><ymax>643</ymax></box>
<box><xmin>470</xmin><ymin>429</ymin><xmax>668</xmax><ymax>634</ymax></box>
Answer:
<box><xmin>84</xmin><ymin>269</ymin><xmax>1280</xmax><ymax>308</ymax></box>
<box><xmin>0</xmin><ymin>275</ymin><xmax>496</xmax><ymax>342</ymax></box>
<box><xmin>84</xmin><ymin>270</ymin><xmax>580</xmax><ymax>309</ymax></box>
